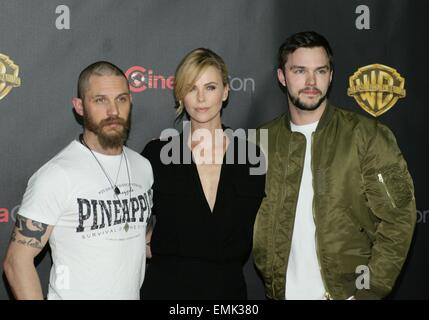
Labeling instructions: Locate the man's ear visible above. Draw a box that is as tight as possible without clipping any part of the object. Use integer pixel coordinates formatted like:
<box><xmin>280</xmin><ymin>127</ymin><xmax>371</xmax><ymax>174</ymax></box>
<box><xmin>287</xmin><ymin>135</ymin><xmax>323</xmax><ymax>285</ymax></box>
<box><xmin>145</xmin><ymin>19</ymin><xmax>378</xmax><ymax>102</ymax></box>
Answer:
<box><xmin>72</xmin><ymin>97</ymin><xmax>84</xmax><ymax>116</ymax></box>
<box><xmin>277</xmin><ymin>68</ymin><xmax>286</xmax><ymax>87</ymax></box>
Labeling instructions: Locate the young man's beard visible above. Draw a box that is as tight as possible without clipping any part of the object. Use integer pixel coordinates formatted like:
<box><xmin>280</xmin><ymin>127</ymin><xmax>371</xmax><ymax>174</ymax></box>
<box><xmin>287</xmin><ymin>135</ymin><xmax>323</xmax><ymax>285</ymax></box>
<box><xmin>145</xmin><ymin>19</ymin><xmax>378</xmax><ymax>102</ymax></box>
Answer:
<box><xmin>83</xmin><ymin>112</ymin><xmax>130</xmax><ymax>149</ymax></box>
<box><xmin>287</xmin><ymin>88</ymin><xmax>327</xmax><ymax>111</ymax></box>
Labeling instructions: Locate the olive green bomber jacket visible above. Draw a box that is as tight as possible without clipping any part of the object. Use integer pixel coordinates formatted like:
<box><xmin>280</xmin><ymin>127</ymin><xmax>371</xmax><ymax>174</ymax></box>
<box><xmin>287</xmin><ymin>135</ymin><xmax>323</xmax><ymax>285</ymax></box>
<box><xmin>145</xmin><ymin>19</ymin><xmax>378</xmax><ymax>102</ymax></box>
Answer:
<box><xmin>252</xmin><ymin>103</ymin><xmax>416</xmax><ymax>300</ymax></box>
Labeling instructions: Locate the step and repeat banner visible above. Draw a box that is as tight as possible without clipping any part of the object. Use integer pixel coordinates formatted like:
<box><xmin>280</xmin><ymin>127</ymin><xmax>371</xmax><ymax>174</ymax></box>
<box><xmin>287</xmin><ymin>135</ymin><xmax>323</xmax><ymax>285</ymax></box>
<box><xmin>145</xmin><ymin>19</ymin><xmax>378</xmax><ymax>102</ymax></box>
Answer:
<box><xmin>0</xmin><ymin>1</ymin><xmax>427</xmax><ymax>299</ymax></box>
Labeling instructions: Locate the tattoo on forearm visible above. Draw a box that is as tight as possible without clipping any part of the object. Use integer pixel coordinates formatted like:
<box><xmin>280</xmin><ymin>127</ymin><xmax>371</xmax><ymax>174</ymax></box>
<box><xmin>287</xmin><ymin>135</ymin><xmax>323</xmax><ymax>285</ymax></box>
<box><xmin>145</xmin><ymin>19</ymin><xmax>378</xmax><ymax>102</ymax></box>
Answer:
<box><xmin>12</xmin><ymin>215</ymin><xmax>48</xmax><ymax>249</ymax></box>
<box><xmin>11</xmin><ymin>230</ymin><xmax>17</xmax><ymax>242</ymax></box>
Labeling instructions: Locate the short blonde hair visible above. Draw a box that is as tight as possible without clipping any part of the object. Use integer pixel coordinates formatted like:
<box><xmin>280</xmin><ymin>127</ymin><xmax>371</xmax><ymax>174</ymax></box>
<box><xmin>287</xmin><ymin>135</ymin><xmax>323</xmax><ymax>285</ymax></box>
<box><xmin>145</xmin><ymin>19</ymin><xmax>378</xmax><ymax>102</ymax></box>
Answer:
<box><xmin>174</xmin><ymin>48</ymin><xmax>229</xmax><ymax>117</ymax></box>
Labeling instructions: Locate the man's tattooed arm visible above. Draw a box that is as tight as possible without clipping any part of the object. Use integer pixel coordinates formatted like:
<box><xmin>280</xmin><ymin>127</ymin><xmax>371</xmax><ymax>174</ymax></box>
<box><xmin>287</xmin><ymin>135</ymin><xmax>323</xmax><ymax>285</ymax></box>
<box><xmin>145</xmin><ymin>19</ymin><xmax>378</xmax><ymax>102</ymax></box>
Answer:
<box><xmin>11</xmin><ymin>215</ymin><xmax>49</xmax><ymax>250</ymax></box>
<box><xmin>3</xmin><ymin>215</ymin><xmax>53</xmax><ymax>299</ymax></box>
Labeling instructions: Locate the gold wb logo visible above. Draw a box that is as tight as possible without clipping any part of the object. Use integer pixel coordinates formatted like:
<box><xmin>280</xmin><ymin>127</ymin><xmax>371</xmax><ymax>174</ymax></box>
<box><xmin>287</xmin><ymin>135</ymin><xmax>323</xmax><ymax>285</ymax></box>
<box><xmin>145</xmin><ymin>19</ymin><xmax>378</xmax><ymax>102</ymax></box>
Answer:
<box><xmin>348</xmin><ymin>64</ymin><xmax>405</xmax><ymax>117</ymax></box>
<box><xmin>0</xmin><ymin>53</ymin><xmax>21</xmax><ymax>100</ymax></box>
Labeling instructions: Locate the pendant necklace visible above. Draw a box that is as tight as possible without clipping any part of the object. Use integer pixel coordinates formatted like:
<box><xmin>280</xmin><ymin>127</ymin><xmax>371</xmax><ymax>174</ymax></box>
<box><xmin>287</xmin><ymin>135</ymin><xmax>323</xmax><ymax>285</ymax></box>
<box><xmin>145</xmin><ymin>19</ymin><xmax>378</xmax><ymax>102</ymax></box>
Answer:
<box><xmin>79</xmin><ymin>134</ymin><xmax>132</xmax><ymax>232</ymax></box>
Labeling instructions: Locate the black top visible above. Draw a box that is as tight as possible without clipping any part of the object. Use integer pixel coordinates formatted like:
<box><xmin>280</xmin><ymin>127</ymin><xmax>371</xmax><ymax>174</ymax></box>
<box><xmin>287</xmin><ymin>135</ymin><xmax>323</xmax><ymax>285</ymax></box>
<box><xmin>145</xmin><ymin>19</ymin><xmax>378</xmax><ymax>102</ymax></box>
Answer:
<box><xmin>141</xmin><ymin>131</ymin><xmax>265</xmax><ymax>300</ymax></box>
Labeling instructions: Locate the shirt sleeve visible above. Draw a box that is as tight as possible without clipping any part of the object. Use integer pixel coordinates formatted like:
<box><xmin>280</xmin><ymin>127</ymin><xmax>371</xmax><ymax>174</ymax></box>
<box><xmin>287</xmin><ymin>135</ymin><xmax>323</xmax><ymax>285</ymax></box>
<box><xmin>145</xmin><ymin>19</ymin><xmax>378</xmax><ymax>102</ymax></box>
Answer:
<box><xmin>18</xmin><ymin>162</ymin><xmax>70</xmax><ymax>226</ymax></box>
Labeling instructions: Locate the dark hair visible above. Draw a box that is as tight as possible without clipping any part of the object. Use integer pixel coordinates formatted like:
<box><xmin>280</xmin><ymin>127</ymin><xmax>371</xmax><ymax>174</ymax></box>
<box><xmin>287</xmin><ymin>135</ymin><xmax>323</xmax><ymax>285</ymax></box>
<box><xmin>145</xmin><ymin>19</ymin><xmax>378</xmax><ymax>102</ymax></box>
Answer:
<box><xmin>278</xmin><ymin>31</ymin><xmax>333</xmax><ymax>71</ymax></box>
<box><xmin>77</xmin><ymin>61</ymin><xmax>128</xmax><ymax>99</ymax></box>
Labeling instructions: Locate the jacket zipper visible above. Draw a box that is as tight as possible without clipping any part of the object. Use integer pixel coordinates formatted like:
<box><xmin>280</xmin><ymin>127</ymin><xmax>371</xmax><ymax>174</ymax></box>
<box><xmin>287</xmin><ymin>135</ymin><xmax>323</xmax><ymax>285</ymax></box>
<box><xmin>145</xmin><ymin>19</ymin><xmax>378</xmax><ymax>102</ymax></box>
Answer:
<box><xmin>311</xmin><ymin>132</ymin><xmax>331</xmax><ymax>299</ymax></box>
<box><xmin>378</xmin><ymin>173</ymin><xmax>397</xmax><ymax>208</ymax></box>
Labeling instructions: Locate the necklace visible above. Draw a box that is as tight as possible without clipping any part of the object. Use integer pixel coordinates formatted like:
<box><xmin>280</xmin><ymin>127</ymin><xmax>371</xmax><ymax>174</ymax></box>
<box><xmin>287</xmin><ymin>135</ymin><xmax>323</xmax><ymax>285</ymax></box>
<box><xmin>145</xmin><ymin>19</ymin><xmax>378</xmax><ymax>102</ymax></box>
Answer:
<box><xmin>79</xmin><ymin>134</ymin><xmax>132</xmax><ymax>232</ymax></box>
<box><xmin>113</xmin><ymin>153</ymin><xmax>124</xmax><ymax>194</ymax></box>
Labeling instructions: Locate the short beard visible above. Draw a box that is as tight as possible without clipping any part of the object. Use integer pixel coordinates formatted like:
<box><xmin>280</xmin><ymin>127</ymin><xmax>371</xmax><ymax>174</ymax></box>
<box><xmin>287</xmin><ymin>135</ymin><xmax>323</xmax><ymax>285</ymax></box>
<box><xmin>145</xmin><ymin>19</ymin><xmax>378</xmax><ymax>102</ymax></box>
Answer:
<box><xmin>83</xmin><ymin>112</ymin><xmax>130</xmax><ymax>149</ymax></box>
<box><xmin>287</xmin><ymin>88</ymin><xmax>327</xmax><ymax>111</ymax></box>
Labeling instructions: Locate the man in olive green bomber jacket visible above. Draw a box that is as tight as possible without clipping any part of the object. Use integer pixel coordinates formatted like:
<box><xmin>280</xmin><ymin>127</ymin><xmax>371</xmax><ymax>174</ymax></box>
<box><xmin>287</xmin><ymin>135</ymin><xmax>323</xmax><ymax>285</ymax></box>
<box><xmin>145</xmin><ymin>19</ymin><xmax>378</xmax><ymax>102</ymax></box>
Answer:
<box><xmin>253</xmin><ymin>31</ymin><xmax>416</xmax><ymax>300</ymax></box>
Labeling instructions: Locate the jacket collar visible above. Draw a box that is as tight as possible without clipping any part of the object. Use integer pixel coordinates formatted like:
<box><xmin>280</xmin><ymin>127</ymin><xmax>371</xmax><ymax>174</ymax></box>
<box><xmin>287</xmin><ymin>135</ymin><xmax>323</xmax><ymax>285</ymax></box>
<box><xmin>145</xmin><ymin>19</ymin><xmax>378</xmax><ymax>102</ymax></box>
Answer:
<box><xmin>283</xmin><ymin>101</ymin><xmax>336</xmax><ymax>132</ymax></box>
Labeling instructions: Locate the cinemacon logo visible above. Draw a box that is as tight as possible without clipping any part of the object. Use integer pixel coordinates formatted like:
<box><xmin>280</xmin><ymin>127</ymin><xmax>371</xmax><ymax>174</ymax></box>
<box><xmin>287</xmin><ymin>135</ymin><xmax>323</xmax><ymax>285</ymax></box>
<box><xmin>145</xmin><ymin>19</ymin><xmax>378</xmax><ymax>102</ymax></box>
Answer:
<box><xmin>0</xmin><ymin>205</ymin><xmax>20</xmax><ymax>223</ymax></box>
<box><xmin>125</xmin><ymin>66</ymin><xmax>255</xmax><ymax>93</ymax></box>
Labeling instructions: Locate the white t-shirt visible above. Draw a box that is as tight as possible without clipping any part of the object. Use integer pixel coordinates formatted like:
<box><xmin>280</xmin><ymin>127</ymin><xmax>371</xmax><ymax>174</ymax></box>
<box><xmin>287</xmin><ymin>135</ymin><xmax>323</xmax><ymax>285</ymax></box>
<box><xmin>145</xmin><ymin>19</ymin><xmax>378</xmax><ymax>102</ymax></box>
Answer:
<box><xmin>285</xmin><ymin>121</ymin><xmax>326</xmax><ymax>300</ymax></box>
<box><xmin>19</xmin><ymin>140</ymin><xmax>153</xmax><ymax>300</ymax></box>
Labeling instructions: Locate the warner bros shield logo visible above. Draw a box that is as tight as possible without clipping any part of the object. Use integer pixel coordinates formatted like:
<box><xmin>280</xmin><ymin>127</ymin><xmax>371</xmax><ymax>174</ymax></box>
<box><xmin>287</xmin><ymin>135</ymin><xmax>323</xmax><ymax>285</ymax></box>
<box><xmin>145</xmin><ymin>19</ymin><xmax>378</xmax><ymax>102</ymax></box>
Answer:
<box><xmin>347</xmin><ymin>64</ymin><xmax>406</xmax><ymax>117</ymax></box>
<box><xmin>0</xmin><ymin>53</ymin><xmax>21</xmax><ymax>100</ymax></box>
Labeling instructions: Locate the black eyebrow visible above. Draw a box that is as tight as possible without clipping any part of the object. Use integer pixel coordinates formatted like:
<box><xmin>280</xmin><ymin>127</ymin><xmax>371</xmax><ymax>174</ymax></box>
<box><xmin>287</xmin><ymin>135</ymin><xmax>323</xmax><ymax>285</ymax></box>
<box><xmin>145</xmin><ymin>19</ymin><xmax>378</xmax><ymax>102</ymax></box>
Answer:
<box><xmin>315</xmin><ymin>65</ymin><xmax>330</xmax><ymax>70</ymax></box>
<box><xmin>289</xmin><ymin>65</ymin><xmax>330</xmax><ymax>71</ymax></box>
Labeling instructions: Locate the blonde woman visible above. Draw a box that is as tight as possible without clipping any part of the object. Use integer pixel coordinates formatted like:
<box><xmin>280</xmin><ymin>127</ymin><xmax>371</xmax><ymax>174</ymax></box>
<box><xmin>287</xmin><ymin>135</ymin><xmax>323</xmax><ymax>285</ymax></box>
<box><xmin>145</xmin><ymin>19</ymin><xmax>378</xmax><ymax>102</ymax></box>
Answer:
<box><xmin>141</xmin><ymin>48</ymin><xmax>265</xmax><ymax>299</ymax></box>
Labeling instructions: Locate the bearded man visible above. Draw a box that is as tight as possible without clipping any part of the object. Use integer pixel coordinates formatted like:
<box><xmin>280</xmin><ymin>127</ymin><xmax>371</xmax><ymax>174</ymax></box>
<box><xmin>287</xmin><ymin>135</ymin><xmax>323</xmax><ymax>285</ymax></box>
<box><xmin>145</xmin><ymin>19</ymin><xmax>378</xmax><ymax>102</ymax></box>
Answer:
<box><xmin>253</xmin><ymin>31</ymin><xmax>416</xmax><ymax>300</ymax></box>
<box><xmin>3</xmin><ymin>61</ymin><xmax>153</xmax><ymax>300</ymax></box>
